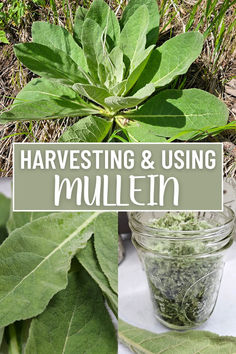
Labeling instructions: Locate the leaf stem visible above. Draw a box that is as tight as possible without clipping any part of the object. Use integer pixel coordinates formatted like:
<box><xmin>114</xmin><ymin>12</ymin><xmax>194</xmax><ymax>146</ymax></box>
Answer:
<box><xmin>8</xmin><ymin>324</ymin><xmax>20</xmax><ymax>354</ymax></box>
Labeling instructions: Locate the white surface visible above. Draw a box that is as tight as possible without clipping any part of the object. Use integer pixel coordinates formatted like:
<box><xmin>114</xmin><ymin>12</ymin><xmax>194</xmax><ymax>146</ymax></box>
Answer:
<box><xmin>118</xmin><ymin>238</ymin><xmax>236</xmax><ymax>353</ymax></box>
<box><xmin>0</xmin><ymin>178</ymin><xmax>12</xmax><ymax>198</ymax></box>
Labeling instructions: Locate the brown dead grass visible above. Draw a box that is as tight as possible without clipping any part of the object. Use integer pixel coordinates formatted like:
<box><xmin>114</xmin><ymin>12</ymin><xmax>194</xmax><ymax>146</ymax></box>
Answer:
<box><xmin>0</xmin><ymin>0</ymin><xmax>235</xmax><ymax>178</ymax></box>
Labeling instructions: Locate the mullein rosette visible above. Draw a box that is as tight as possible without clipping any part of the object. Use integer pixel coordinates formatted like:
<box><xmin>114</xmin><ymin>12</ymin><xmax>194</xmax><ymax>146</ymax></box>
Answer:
<box><xmin>0</xmin><ymin>0</ymin><xmax>231</xmax><ymax>142</ymax></box>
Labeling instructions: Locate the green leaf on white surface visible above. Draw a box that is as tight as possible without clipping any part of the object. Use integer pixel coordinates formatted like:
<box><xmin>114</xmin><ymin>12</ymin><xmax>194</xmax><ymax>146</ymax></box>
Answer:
<box><xmin>119</xmin><ymin>320</ymin><xmax>236</xmax><ymax>354</ymax></box>
<box><xmin>32</xmin><ymin>22</ymin><xmax>88</xmax><ymax>70</ymax></box>
<box><xmin>86</xmin><ymin>0</ymin><xmax>120</xmax><ymax>49</ymax></box>
<box><xmin>59</xmin><ymin>116</ymin><xmax>112</xmax><ymax>142</ymax></box>
<box><xmin>25</xmin><ymin>268</ymin><xmax>117</xmax><ymax>354</ymax></box>
<box><xmin>77</xmin><ymin>238</ymin><xmax>118</xmax><ymax>316</ymax></box>
<box><xmin>105</xmin><ymin>84</ymin><xmax>155</xmax><ymax>112</ymax></box>
<box><xmin>120</xmin><ymin>5</ymin><xmax>149</xmax><ymax>72</ymax></box>
<box><xmin>134</xmin><ymin>32</ymin><xmax>204</xmax><ymax>91</ymax></box>
<box><xmin>120</xmin><ymin>0</ymin><xmax>159</xmax><ymax>47</ymax></box>
<box><xmin>94</xmin><ymin>213</ymin><xmax>118</xmax><ymax>294</ymax></box>
<box><xmin>125</xmin><ymin>89</ymin><xmax>228</xmax><ymax>140</ymax></box>
<box><xmin>14</xmin><ymin>43</ymin><xmax>88</xmax><ymax>86</ymax></box>
<box><xmin>0</xmin><ymin>212</ymin><xmax>99</xmax><ymax>327</ymax></box>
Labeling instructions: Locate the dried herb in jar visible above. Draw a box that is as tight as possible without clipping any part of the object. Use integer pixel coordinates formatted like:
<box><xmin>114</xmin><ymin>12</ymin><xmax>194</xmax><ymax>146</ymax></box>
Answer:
<box><xmin>144</xmin><ymin>213</ymin><xmax>223</xmax><ymax>329</ymax></box>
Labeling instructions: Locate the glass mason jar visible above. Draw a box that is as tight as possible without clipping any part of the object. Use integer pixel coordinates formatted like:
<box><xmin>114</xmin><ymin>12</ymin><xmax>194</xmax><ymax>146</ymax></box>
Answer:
<box><xmin>129</xmin><ymin>207</ymin><xmax>235</xmax><ymax>330</ymax></box>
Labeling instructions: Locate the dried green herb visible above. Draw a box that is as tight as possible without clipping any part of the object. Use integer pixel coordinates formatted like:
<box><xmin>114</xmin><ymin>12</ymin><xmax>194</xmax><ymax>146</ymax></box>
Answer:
<box><xmin>150</xmin><ymin>212</ymin><xmax>213</xmax><ymax>231</ymax></box>
<box><xmin>143</xmin><ymin>213</ymin><xmax>223</xmax><ymax>329</ymax></box>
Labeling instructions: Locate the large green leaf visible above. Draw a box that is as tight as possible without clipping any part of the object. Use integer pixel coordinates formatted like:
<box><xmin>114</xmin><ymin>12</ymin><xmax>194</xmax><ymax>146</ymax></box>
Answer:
<box><xmin>99</xmin><ymin>47</ymin><xmax>125</xmax><ymax>89</ymax></box>
<box><xmin>94</xmin><ymin>213</ymin><xmax>118</xmax><ymax>294</ymax></box>
<box><xmin>59</xmin><ymin>116</ymin><xmax>112</xmax><ymax>142</ymax></box>
<box><xmin>0</xmin><ymin>98</ymin><xmax>98</xmax><ymax>122</ymax></box>
<box><xmin>86</xmin><ymin>0</ymin><xmax>120</xmax><ymax>49</ymax></box>
<box><xmin>125</xmin><ymin>89</ymin><xmax>228</xmax><ymax>140</ymax></box>
<box><xmin>14</xmin><ymin>43</ymin><xmax>88</xmax><ymax>86</ymax></box>
<box><xmin>32</xmin><ymin>22</ymin><xmax>88</xmax><ymax>71</ymax></box>
<box><xmin>76</xmin><ymin>238</ymin><xmax>117</xmax><ymax>316</ymax></box>
<box><xmin>7</xmin><ymin>211</ymin><xmax>53</xmax><ymax>234</ymax></box>
<box><xmin>81</xmin><ymin>18</ymin><xmax>105</xmax><ymax>83</ymax></box>
<box><xmin>134</xmin><ymin>32</ymin><xmax>204</xmax><ymax>91</ymax></box>
<box><xmin>122</xmin><ymin>119</ymin><xmax>167</xmax><ymax>142</ymax></box>
<box><xmin>120</xmin><ymin>5</ymin><xmax>149</xmax><ymax>72</ymax></box>
<box><xmin>25</xmin><ymin>268</ymin><xmax>117</xmax><ymax>354</ymax></box>
<box><xmin>109</xmin><ymin>47</ymin><xmax>124</xmax><ymax>84</ymax></box>
<box><xmin>105</xmin><ymin>84</ymin><xmax>155</xmax><ymax>112</ymax></box>
<box><xmin>0</xmin><ymin>78</ymin><xmax>98</xmax><ymax>122</ymax></box>
<box><xmin>119</xmin><ymin>320</ymin><xmax>236</xmax><ymax>353</ymax></box>
<box><xmin>0</xmin><ymin>194</ymin><xmax>10</xmax><ymax>244</ymax></box>
<box><xmin>12</xmin><ymin>78</ymin><xmax>86</xmax><ymax>106</ymax></box>
<box><xmin>124</xmin><ymin>45</ymin><xmax>154</xmax><ymax>95</ymax></box>
<box><xmin>73</xmin><ymin>83</ymin><xmax>110</xmax><ymax>107</ymax></box>
<box><xmin>73</xmin><ymin>6</ymin><xmax>88</xmax><ymax>45</ymax></box>
<box><xmin>120</xmin><ymin>0</ymin><xmax>159</xmax><ymax>47</ymax></box>
<box><xmin>0</xmin><ymin>212</ymin><xmax>99</xmax><ymax>327</ymax></box>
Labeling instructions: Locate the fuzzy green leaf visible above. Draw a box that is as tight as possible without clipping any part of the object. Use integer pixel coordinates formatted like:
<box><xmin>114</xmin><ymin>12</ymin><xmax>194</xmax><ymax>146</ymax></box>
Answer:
<box><xmin>86</xmin><ymin>0</ymin><xmax>120</xmax><ymax>49</ymax></box>
<box><xmin>119</xmin><ymin>320</ymin><xmax>236</xmax><ymax>354</ymax></box>
<box><xmin>0</xmin><ymin>194</ymin><xmax>10</xmax><ymax>244</ymax></box>
<box><xmin>25</xmin><ymin>268</ymin><xmax>117</xmax><ymax>354</ymax></box>
<box><xmin>120</xmin><ymin>0</ymin><xmax>159</xmax><ymax>47</ymax></box>
<box><xmin>1</xmin><ymin>78</ymin><xmax>97</xmax><ymax>122</ymax></box>
<box><xmin>0</xmin><ymin>212</ymin><xmax>99</xmax><ymax>327</ymax></box>
<box><xmin>32</xmin><ymin>22</ymin><xmax>88</xmax><ymax>71</ymax></box>
<box><xmin>77</xmin><ymin>238</ymin><xmax>118</xmax><ymax>316</ymax></box>
<box><xmin>125</xmin><ymin>89</ymin><xmax>228</xmax><ymax>140</ymax></box>
<box><xmin>0</xmin><ymin>78</ymin><xmax>98</xmax><ymax>121</ymax></box>
<box><xmin>124</xmin><ymin>45</ymin><xmax>154</xmax><ymax>94</ymax></box>
<box><xmin>123</xmin><ymin>120</ymin><xmax>167</xmax><ymax>142</ymax></box>
<box><xmin>7</xmin><ymin>211</ymin><xmax>53</xmax><ymax>234</ymax></box>
<box><xmin>81</xmin><ymin>18</ymin><xmax>105</xmax><ymax>83</ymax></box>
<box><xmin>59</xmin><ymin>116</ymin><xmax>112</xmax><ymax>142</ymax></box>
<box><xmin>94</xmin><ymin>213</ymin><xmax>118</xmax><ymax>294</ymax></box>
<box><xmin>14</xmin><ymin>43</ymin><xmax>88</xmax><ymax>86</ymax></box>
<box><xmin>73</xmin><ymin>83</ymin><xmax>111</xmax><ymax>107</ymax></box>
<box><xmin>105</xmin><ymin>84</ymin><xmax>155</xmax><ymax>112</ymax></box>
<box><xmin>120</xmin><ymin>5</ymin><xmax>149</xmax><ymax>72</ymax></box>
<box><xmin>73</xmin><ymin>6</ymin><xmax>88</xmax><ymax>45</ymax></box>
<box><xmin>12</xmin><ymin>78</ymin><xmax>86</xmax><ymax>107</ymax></box>
<box><xmin>109</xmin><ymin>47</ymin><xmax>124</xmax><ymax>84</ymax></box>
<box><xmin>0</xmin><ymin>99</ymin><xmax>98</xmax><ymax>122</ymax></box>
<box><xmin>134</xmin><ymin>32</ymin><xmax>204</xmax><ymax>91</ymax></box>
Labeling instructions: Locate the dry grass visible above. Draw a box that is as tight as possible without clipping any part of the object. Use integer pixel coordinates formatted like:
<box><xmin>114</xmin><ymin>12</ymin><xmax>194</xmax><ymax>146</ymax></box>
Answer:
<box><xmin>0</xmin><ymin>0</ymin><xmax>235</xmax><ymax>178</ymax></box>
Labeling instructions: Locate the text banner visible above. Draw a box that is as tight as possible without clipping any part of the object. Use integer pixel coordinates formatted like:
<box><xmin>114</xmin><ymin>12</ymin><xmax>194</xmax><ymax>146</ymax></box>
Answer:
<box><xmin>13</xmin><ymin>143</ymin><xmax>223</xmax><ymax>211</ymax></box>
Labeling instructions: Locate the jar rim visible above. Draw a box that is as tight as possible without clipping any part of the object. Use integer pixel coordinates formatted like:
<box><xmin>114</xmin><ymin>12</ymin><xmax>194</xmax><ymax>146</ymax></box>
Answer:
<box><xmin>129</xmin><ymin>205</ymin><xmax>235</xmax><ymax>241</ymax></box>
<box><xmin>132</xmin><ymin>234</ymin><xmax>233</xmax><ymax>257</ymax></box>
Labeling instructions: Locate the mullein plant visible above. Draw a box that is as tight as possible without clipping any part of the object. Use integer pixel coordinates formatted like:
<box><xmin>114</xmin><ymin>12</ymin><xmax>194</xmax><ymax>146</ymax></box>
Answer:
<box><xmin>0</xmin><ymin>0</ymin><xmax>232</xmax><ymax>142</ymax></box>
